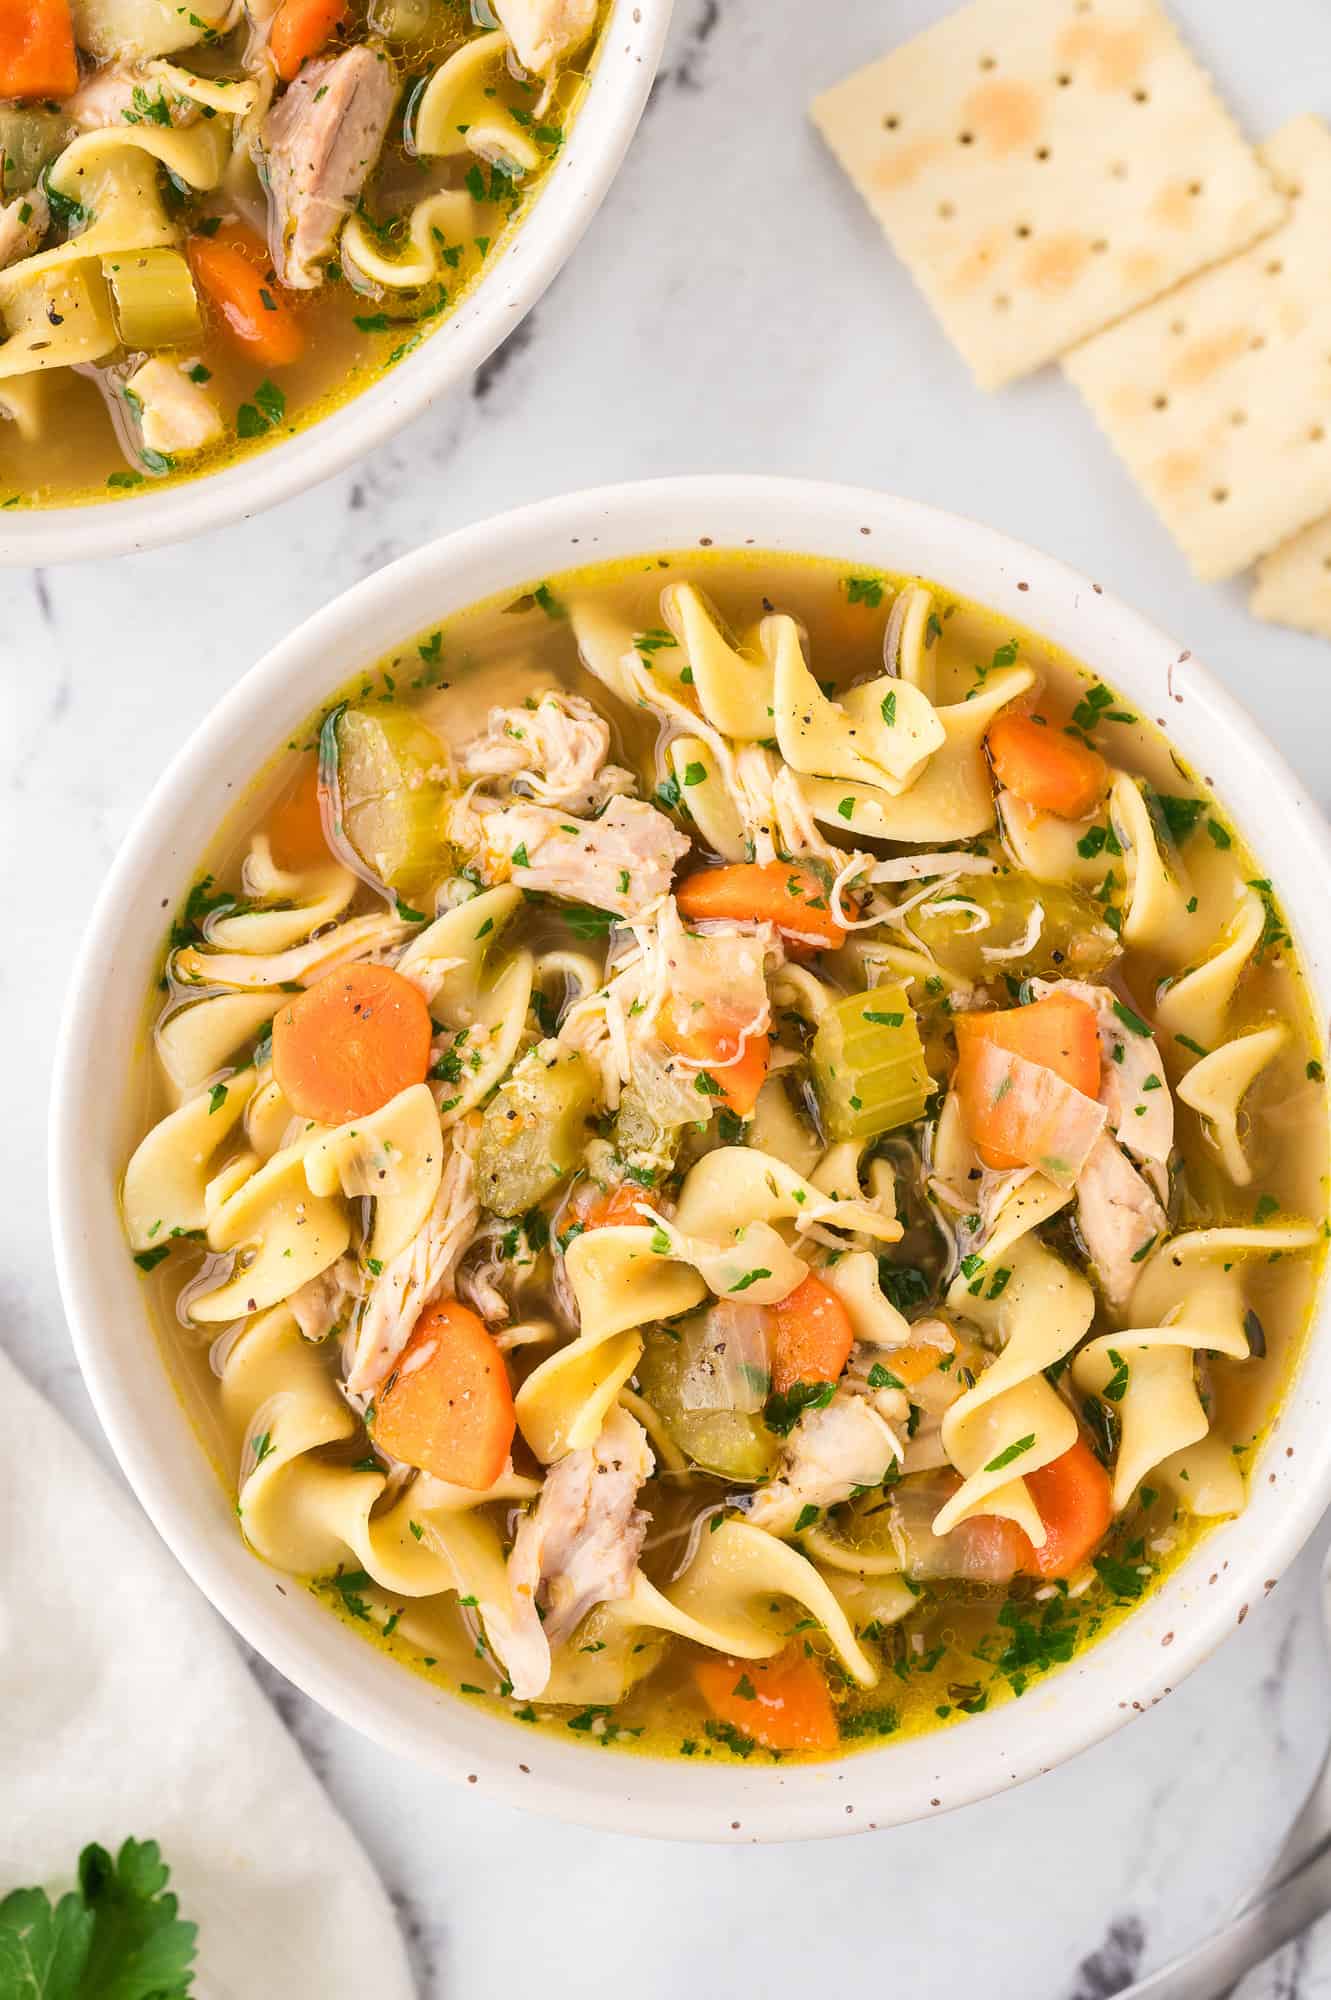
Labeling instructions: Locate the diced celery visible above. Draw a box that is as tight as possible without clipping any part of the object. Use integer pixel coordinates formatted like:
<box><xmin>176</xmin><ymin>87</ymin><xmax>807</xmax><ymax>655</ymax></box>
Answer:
<box><xmin>637</xmin><ymin>1317</ymin><xmax>779</xmax><ymax>1482</ymax></box>
<box><xmin>476</xmin><ymin>1049</ymin><xmax>599</xmax><ymax>1216</ymax></box>
<box><xmin>0</xmin><ymin>110</ymin><xmax>66</xmax><ymax>197</ymax></box>
<box><xmin>913</xmin><ymin>872</ymin><xmax>1118</xmax><ymax>982</ymax></box>
<box><xmin>104</xmin><ymin>248</ymin><xmax>201</xmax><ymax>349</ymax></box>
<box><xmin>812</xmin><ymin>984</ymin><xmax>933</xmax><ymax>1142</ymax></box>
<box><xmin>325</xmin><ymin>705</ymin><xmax>451</xmax><ymax>899</ymax></box>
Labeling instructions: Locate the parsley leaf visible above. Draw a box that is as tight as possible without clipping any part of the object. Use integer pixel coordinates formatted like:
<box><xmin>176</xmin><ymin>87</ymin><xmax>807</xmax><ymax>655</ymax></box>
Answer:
<box><xmin>0</xmin><ymin>1837</ymin><xmax>198</xmax><ymax>1999</ymax></box>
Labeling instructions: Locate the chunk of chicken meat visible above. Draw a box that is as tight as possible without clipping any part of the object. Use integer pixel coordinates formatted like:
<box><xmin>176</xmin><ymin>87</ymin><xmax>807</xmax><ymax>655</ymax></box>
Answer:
<box><xmin>0</xmin><ymin>188</ymin><xmax>48</xmax><ymax>271</ymax></box>
<box><xmin>472</xmin><ymin>794</ymin><xmax>690</xmax><ymax>919</ymax></box>
<box><xmin>263</xmin><ymin>48</ymin><xmax>396</xmax><ymax>290</ymax></box>
<box><xmin>745</xmin><ymin>1390</ymin><xmax>901</xmax><ymax>1536</ymax></box>
<box><xmin>67</xmin><ymin>66</ymin><xmax>199</xmax><ymax>130</ymax></box>
<box><xmin>494</xmin><ymin>0</ymin><xmax>596</xmax><ymax>73</ymax></box>
<box><xmin>1076</xmin><ymin>1133</ymin><xmax>1166</xmax><ymax>1307</ymax></box>
<box><xmin>459</xmin><ymin>691</ymin><xmax>634</xmax><ymax>813</ymax></box>
<box><xmin>345</xmin><ymin>1119</ymin><xmax>479</xmax><ymax>1394</ymax></box>
<box><xmin>288</xmin><ymin>1256</ymin><xmax>358</xmax><ymax>1344</ymax></box>
<box><xmin>497</xmin><ymin>1408</ymin><xmax>653</xmax><ymax>1699</ymax></box>
<box><xmin>126</xmin><ymin>357</ymin><xmax>224</xmax><ymax>456</ymax></box>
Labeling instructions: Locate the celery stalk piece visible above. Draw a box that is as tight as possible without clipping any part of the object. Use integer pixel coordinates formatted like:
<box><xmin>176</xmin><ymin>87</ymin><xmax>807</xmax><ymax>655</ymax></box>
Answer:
<box><xmin>324</xmin><ymin>705</ymin><xmax>452</xmax><ymax>900</ymax></box>
<box><xmin>103</xmin><ymin>248</ymin><xmax>201</xmax><ymax>349</ymax></box>
<box><xmin>0</xmin><ymin>109</ymin><xmax>67</xmax><ymax>196</ymax></box>
<box><xmin>812</xmin><ymin>984</ymin><xmax>933</xmax><ymax>1143</ymax></box>
<box><xmin>637</xmin><ymin>1317</ymin><xmax>779</xmax><ymax>1483</ymax></box>
<box><xmin>476</xmin><ymin>1048</ymin><xmax>600</xmax><ymax>1216</ymax></box>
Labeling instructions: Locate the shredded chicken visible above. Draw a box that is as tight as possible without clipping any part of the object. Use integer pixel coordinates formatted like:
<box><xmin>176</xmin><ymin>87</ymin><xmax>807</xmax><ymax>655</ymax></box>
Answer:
<box><xmin>458</xmin><ymin>692</ymin><xmax>634</xmax><ymax>813</ymax></box>
<box><xmin>498</xmin><ymin>1408</ymin><xmax>653</xmax><ymax>1699</ymax></box>
<box><xmin>0</xmin><ymin>189</ymin><xmax>48</xmax><ymax>272</ymax></box>
<box><xmin>493</xmin><ymin>0</ymin><xmax>597</xmax><ymax>73</ymax></box>
<box><xmin>470</xmin><ymin>794</ymin><xmax>690</xmax><ymax>919</ymax></box>
<box><xmin>68</xmin><ymin>66</ymin><xmax>199</xmax><ymax>129</ymax></box>
<box><xmin>288</xmin><ymin>1257</ymin><xmax>359</xmax><ymax>1343</ymax></box>
<box><xmin>263</xmin><ymin>48</ymin><xmax>396</xmax><ymax>289</ymax></box>
<box><xmin>344</xmin><ymin>1118</ymin><xmax>479</xmax><ymax>1394</ymax></box>
<box><xmin>745</xmin><ymin>1390</ymin><xmax>901</xmax><ymax>1536</ymax></box>
<box><xmin>126</xmin><ymin>357</ymin><xmax>224</xmax><ymax>457</ymax></box>
<box><xmin>1075</xmin><ymin>1132</ymin><xmax>1166</xmax><ymax>1307</ymax></box>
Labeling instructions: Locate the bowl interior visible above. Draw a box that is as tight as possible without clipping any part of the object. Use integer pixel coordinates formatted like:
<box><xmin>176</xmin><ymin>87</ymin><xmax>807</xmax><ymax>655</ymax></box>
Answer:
<box><xmin>1</xmin><ymin>0</ymin><xmax>674</xmax><ymax>567</ymax></box>
<box><xmin>50</xmin><ymin>476</ymin><xmax>1331</xmax><ymax>1840</ymax></box>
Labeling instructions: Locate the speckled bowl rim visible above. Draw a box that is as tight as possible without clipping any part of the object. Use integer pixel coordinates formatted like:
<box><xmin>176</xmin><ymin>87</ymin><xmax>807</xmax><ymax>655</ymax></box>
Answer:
<box><xmin>49</xmin><ymin>476</ymin><xmax>1331</xmax><ymax>1842</ymax></box>
<box><xmin>0</xmin><ymin>0</ymin><xmax>673</xmax><ymax>566</ymax></box>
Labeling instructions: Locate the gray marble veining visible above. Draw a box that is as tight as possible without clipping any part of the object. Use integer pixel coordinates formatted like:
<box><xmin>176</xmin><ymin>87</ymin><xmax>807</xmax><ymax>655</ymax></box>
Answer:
<box><xmin>3</xmin><ymin>2</ymin><xmax>1331</xmax><ymax>1994</ymax></box>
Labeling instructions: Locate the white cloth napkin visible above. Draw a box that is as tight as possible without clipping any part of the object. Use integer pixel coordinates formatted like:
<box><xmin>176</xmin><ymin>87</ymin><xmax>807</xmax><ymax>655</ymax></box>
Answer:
<box><xmin>0</xmin><ymin>1345</ymin><xmax>416</xmax><ymax>2000</ymax></box>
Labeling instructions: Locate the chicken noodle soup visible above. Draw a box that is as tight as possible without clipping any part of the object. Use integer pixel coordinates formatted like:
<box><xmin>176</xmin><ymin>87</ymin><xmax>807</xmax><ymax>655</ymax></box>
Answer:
<box><xmin>0</xmin><ymin>0</ymin><xmax>603</xmax><ymax>506</ymax></box>
<box><xmin>123</xmin><ymin>553</ymin><xmax>1329</xmax><ymax>1761</ymax></box>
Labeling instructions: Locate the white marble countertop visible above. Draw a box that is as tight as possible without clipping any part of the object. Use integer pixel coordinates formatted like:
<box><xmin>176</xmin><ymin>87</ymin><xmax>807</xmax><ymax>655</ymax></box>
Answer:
<box><xmin>6</xmin><ymin>1</ymin><xmax>1331</xmax><ymax>1993</ymax></box>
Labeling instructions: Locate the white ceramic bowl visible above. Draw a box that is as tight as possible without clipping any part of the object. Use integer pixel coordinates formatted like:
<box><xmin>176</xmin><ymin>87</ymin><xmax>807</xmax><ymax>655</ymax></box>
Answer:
<box><xmin>1</xmin><ymin>1</ymin><xmax>672</xmax><ymax>567</ymax></box>
<box><xmin>50</xmin><ymin>476</ymin><xmax>1331</xmax><ymax>1841</ymax></box>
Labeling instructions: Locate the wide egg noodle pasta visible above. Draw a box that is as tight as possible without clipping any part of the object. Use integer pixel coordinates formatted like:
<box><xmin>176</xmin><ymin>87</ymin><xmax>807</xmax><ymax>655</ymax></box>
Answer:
<box><xmin>122</xmin><ymin>1066</ymin><xmax>258</xmax><ymax>1247</ymax></box>
<box><xmin>223</xmin><ymin>1306</ymin><xmax>537</xmax><ymax>1588</ymax></box>
<box><xmin>398</xmin><ymin>886</ymin><xmax>535</xmax><ymax>1126</ymax></box>
<box><xmin>608</xmin><ymin>1519</ymin><xmax>879</xmax><ymax>1688</ymax></box>
<box><xmin>1073</xmin><ymin>1224</ymin><xmax>1319</xmax><ymax>1512</ymax></box>
<box><xmin>1109</xmin><ymin>776</ymin><xmax>1197</xmax><ymax>952</ymax></box>
<box><xmin>998</xmin><ymin>790</ymin><xmax>1114</xmax><ymax>890</ymax></box>
<box><xmin>799</xmin><ymin>665</ymin><xmax>1035</xmax><ymax>846</ymax></box>
<box><xmin>514</xmin><ymin>1224</ymin><xmax>706</xmax><ymax>1463</ymax></box>
<box><xmin>1177</xmin><ymin>1024</ymin><xmax>1287</xmax><ymax>1187</ymax></box>
<box><xmin>1154</xmin><ymin>889</ymin><xmax>1266</xmax><ymax>1057</ymax></box>
<box><xmin>933</xmin><ymin>1236</ymin><xmax>1086</xmax><ymax>1542</ymax></box>
<box><xmin>304</xmin><ymin>1081</ymin><xmax>444</xmax><ymax>1264</ymax></box>
<box><xmin>190</xmin><ymin>1129</ymin><xmax>350</xmax><ymax>1322</ymax></box>
<box><xmin>772</xmin><ymin>611</ymin><xmax>943</xmax><ymax>792</ymax></box>
<box><xmin>670</xmin><ymin>1146</ymin><xmax>903</xmax><ymax>1246</ymax></box>
<box><xmin>342</xmin><ymin>31</ymin><xmax>534</xmax><ymax>290</ymax></box>
<box><xmin>666</xmin><ymin>734</ymin><xmax>747</xmax><ymax>861</ymax></box>
<box><xmin>662</xmin><ymin>583</ymin><xmax>776</xmax><ymax>742</ymax></box>
<box><xmin>157</xmin><ymin>993</ymin><xmax>286</xmax><ymax>1095</ymax></box>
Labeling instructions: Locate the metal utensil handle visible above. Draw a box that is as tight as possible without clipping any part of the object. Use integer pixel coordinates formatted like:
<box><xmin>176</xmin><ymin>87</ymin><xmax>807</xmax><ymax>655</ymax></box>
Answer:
<box><xmin>1122</xmin><ymin>1838</ymin><xmax>1331</xmax><ymax>2000</ymax></box>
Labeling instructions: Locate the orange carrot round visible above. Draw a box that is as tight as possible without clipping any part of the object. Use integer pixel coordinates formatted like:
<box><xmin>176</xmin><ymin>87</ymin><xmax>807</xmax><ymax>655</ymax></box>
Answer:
<box><xmin>987</xmin><ymin>711</ymin><xmax>1109</xmax><ymax>821</ymax></box>
<box><xmin>1021</xmin><ymin>1439</ymin><xmax>1113</xmax><ymax>1579</ymax></box>
<box><xmin>659</xmin><ymin>1003</ymin><xmax>770</xmax><ymax>1117</ymax></box>
<box><xmin>187</xmin><ymin>223</ymin><xmax>305</xmax><ymax>368</ymax></box>
<box><xmin>954</xmin><ymin>991</ymin><xmax>1101</xmax><ymax>1169</ymax></box>
<box><xmin>571</xmin><ymin>1180</ymin><xmax>649</xmax><ymax>1231</ymax></box>
<box><xmin>269</xmin><ymin>0</ymin><xmax>346</xmax><ymax>80</ymax></box>
<box><xmin>676</xmin><ymin>862</ymin><xmax>845</xmax><ymax>949</ymax></box>
<box><xmin>767</xmin><ymin>1273</ymin><xmax>854</xmax><ymax>1395</ymax></box>
<box><xmin>694</xmin><ymin>1649</ymin><xmax>839</xmax><ymax>1753</ymax></box>
<box><xmin>371</xmin><ymin>1301</ymin><xmax>515</xmax><ymax>1490</ymax></box>
<box><xmin>272</xmin><ymin>963</ymin><xmax>431</xmax><ymax>1123</ymax></box>
<box><xmin>0</xmin><ymin>0</ymin><xmax>77</xmax><ymax>100</ymax></box>
<box><xmin>267</xmin><ymin>759</ymin><xmax>329</xmax><ymax>871</ymax></box>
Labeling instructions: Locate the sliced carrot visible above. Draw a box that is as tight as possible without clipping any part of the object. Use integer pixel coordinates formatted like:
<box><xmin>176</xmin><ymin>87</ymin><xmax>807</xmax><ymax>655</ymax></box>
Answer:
<box><xmin>767</xmin><ymin>1273</ymin><xmax>854</xmax><ymax>1396</ymax></box>
<box><xmin>659</xmin><ymin>1002</ymin><xmax>770</xmax><ymax>1117</ymax></box>
<box><xmin>694</xmin><ymin>1648</ymin><xmax>839</xmax><ymax>1753</ymax></box>
<box><xmin>187</xmin><ymin>223</ymin><xmax>305</xmax><ymax>368</ymax></box>
<box><xmin>954</xmin><ymin>1511</ymin><xmax>1032</xmax><ymax>1580</ymax></box>
<box><xmin>573</xmin><ymin>1180</ymin><xmax>648</xmax><ymax>1231</ymax></box>
<box><xmin>371</xmin><ymin>1300</ymin><xmax>515</xmax><ymax>1490</ymax></box>
<box><xmin>954</xmin><ymin>992</ymin><xmax>1101</xmax><ymax>1170</ymax></box>
<box><xmin>269</xmin><ymin>0</ymin><xmax>345</xmax><ymax>79</ymax></box>
<box><xmin>676</xmin><ymin>862</ymin><xmax>845</xmax><ymax>949</ymax></box>
<box><xmin>1020</xmin><ymin>1439</ymin><xmax>1113</xmax><ymax>1579</ymax></box>
<box><xmin>877</xmin><ymin>1339</ymin><xmax>951</xmax><ymax>1389</ymax></box>
<box><xmin>272</xmin><ymin>963</ymin><xmax>432</xmax><ymax>1123</ymax></box>
<box><xmin>0</xmin><ymin>0</ymin><xmax>77</xmax><ymax>100</ymax></box>
<box><xmin>987</xmin><ymin>710</ymin><xmax>1109</xmax><ymax>821</ymax></box>
<box><xmin>267</xmin><ymin>759</ymin><xmax>329</xmax><ymax>871</ymax></box>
